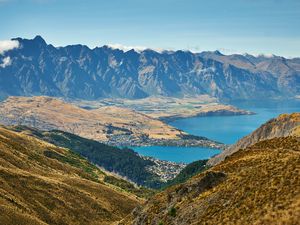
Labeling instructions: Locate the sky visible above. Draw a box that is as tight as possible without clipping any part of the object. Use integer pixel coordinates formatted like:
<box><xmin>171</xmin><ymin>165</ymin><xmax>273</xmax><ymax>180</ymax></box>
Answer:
<box><xmin>0</xmin><ymin>0</ymin><xmax>300</xmax><ymax>57</ymax></box>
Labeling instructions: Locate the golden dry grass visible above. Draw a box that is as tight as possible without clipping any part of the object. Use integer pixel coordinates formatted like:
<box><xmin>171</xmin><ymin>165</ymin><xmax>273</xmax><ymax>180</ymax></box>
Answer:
<box><xmin>209</xmin><ymin>112</ymin><xmax>300</xmax><ymax>166</ymax></box>
<box><xmin>123</xmin><ymin>137</ymin><xmax>300</xmax><ymax>225</ymax></box>
<box><xmin>0</xmin><ymin>126</ymin><xmax>140</xmax><ymax>225</ymax></box>
<box><xmin>0</xmin><ymin>96</ymin><xmax>185</xmax><ymax>141</ymax></box>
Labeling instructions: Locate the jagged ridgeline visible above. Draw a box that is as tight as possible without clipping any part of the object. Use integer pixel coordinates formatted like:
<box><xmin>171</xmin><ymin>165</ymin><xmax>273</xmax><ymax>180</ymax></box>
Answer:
<box><xmin>0</xmin><ymin>35</ymin><xmax>299</xmax><ymax>100</ymax></box>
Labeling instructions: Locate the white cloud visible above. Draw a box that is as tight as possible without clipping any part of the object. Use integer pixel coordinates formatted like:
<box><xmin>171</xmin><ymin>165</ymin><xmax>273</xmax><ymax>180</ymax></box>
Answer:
<box><xmin>0</xmin><ymin>40</ymin><xmax>20</xmax><ymax>55</ymax></box>
<box><xmin>254</xmin><ymin>53</ymin><xmax>277</xmax><ymax>58</ymax></box>
<box><xmin>107</xmin><ymin>43</ymin><xmax>147</xmax><ymax>52</ymax></box>
<box><xmin>0</xmin><ymin>56</ymin><xmax>12</xmax><ymax>68</ymax></box>
<box><xmin>106</xmin><ymin>43</ymin><xmax>166</xmax><ymax>53</ymax></box>
<box><xmin>0</xmin><ymin>40</ymin><xmax>19</xmax><ymax>68</ymax></box>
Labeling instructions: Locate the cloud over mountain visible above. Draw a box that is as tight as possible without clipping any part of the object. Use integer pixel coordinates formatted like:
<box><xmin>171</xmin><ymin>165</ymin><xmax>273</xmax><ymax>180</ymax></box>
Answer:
<box><xmin>0</xmin><ymin>56</ymin><xmax>11</xmax><ymax>68</ymax></box>
<box><xmin>0</xmin><ymin>40</ymin><xmax>19</xmax><ymax>55</ymax></box>
<box><xmin>0</xmin><ymin>40</ymin><xmax>19</xmax><ymax>68</ymax></box>
<box><xmin>0</xmin><ymin>36</ymin><xmax>299</xmax><ymax>100</ymax></box>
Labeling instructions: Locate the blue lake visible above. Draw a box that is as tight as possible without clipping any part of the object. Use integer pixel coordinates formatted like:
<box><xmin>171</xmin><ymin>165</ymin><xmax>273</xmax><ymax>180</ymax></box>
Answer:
<box><xmin>133</xmin><ymin>146</ymin><xmax>221</xmax><ymax>164</ymax></box>
<box><xmin>170</xmin><ymin>100</ymin><xmax>300</xmax><ymax>144</ymax></box>
<box><xmin>133</xmin><ymin>100</ymin><xmax>300</xmax><ymax>163</ymax></box>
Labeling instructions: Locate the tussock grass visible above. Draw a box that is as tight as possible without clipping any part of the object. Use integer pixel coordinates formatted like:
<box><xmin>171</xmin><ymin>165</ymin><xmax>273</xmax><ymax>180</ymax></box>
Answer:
<box><xmin>0</xmin><ymin>126</ymin><xmax>141</xmax><ymax>225</ymax></box>
<box><xmin>123</xmin><ymin>137</ymin><xmax>300</xmax><ymax>225</ymax></box>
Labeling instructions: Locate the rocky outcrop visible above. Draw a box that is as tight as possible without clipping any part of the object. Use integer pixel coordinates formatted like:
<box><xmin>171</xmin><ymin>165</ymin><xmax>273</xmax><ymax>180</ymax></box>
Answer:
<box><xmin>208</xmin><ymin>112</ymin><xmax>300</xmax><ymax>166</ymax></box>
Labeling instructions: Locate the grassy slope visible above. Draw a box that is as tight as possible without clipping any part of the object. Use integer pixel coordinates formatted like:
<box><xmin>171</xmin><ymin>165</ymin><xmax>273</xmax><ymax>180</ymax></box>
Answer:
<box><xmin>208</xmin><ymin>112</ymin><xmax>300</xmax><ymax>166</ymax></box>
<box><xmin>123</xmin><ymin>136</ymin><xmax>300</xmax><ymax>225</ymax></box>
<box><xmin>0</xmin><ymin>126</ymin><xmax>142</xmax><ymax>225</ymax></box>
<box><xmin>9</xmin><ymin>125</ymin><xmax>164</xmax><ymax>188</ymax></box>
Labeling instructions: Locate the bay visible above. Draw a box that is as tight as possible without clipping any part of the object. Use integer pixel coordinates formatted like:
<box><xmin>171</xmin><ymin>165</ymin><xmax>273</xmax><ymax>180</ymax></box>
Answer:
<box><xmin>133</xmin><ymin>100</ymin><xmax>300</xmax><ymax>163</ymax></box>
<box><xmin>170</xmin><ymin>100</ymin><xmax>300</xmax><ymax>144</ymax></box>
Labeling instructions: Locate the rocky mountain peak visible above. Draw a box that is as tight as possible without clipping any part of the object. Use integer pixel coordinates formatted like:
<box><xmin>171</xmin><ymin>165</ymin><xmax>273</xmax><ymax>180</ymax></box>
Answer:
<box><xmin>0</xmin><ymin>36</ymin><xmax>299</xmax><ymax>100</ymax></box>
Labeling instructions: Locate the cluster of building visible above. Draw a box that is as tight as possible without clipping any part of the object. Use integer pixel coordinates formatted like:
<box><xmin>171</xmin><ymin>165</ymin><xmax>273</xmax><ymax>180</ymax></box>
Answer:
<box><xmin>142</xmin><ymin>156</ymin><xmax>186</xmax><ymax>182</ymax></box>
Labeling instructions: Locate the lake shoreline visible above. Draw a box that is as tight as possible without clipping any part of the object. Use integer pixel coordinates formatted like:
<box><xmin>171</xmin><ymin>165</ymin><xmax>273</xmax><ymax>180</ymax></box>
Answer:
<box><xmin>160</xmin><ymin>109</ymin><xmax>255</xmax><ymax>123</ymax></box>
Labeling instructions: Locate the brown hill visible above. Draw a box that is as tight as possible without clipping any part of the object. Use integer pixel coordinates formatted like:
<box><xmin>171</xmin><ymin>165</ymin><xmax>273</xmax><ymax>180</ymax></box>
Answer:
<box><xmin>208</xmin><ymin>112</ymin><xmax>300</xmax><ymax>166</ymax></box>
<box><xmin>0</xmin><ymin>96</ymin><xmax>223</xmax><ymax>148</ymax></box>
<box><xmin>0</xmin><ymin>96</ymin><xmax>188</xmax><ymax>146</ymax></box>
<box><xmin>122</xmin><ymin>136</ymin><xmax>300</xmax><ymax>225</ymax></box>
<box><xmin>0</xmin><ymin>126</ymin><xmax>141</xmax><ymax>225</ymax></box>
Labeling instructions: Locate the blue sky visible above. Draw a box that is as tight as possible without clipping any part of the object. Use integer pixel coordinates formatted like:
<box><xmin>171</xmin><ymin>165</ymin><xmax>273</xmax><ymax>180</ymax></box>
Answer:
<box><xmin>0</xmin><ymin>0</ymin><xmax>300</xmax><ymax>57</ymax></box>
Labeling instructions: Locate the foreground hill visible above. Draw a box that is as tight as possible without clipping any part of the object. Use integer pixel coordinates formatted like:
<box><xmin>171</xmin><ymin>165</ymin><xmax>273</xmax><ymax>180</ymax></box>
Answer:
<box><xmin>208</xmin><ymin>112</ymin><xmax>300</xmax><ymax>165</ymax></box>
<box><xmin>0</xmin><ymin>126</ymin><xmax>142</xmax><ymax>225</ymax></box>
<box><xmin>8</xmin><ymin>125</ymin><xmax>183</xmax><ymax>188</ymax></box>
<box><xmin>122</xmin><ymin>136</ymin><xmax>300</xmax><ymax>225</ymax></box>
<box><xmin>0</xmin><ymin>36</ymin><xmax>299</xmax><ymax>100</ymax></box>
<box><xmin>0</xmin><ymin>96</ymin><xmax>221</xmax><ymax>148</ymax></box>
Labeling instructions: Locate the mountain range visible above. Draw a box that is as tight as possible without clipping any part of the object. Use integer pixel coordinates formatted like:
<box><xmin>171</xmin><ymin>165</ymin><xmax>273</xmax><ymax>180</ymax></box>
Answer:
<box><xmin>0</xmin><ymin>36</ymin><xmax>299</xmax><ymax>100</ymax></box>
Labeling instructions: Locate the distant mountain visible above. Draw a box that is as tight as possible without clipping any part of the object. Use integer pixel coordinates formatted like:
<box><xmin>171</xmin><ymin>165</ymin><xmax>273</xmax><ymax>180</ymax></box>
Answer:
<box><xmin>122</xmin><ymin>136</ymin><xmax>300</xmax><ymax>225</ymax></box>
<box><xmin>0</xmin><ymin>36</ymin><xmax>299</xmax><ymax>100</ymax></box>
<box><xmin>208</xmin><ymin>112</ymin><xmax>300</xmax><ymax>166</ymax></box>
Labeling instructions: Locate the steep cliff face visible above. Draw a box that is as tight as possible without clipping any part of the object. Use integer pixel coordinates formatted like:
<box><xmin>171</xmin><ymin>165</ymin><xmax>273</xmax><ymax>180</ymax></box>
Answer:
<box><xmin>208</xmin><ymin>113</ymin><xmax>300</xmax><ymax>166</ymax></box>
<box><xmin>121</xmin><ymin>136</ymin><xmax>300</xmax><ymax>225</ymax></box>
<box><xmin>0</xmin><ymin>36</ymin><xmax>299</xmax><ymax>100</ymax></box>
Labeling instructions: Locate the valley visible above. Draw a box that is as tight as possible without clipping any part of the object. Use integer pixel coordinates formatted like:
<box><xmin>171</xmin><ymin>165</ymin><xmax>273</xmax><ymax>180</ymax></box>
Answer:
<box><xmin>7</xmin><ymin>125</ymin><xmax>185</xmax><ymax>188</ymax></box>
<box><xmin>121</xmin><ymin>113</ymin><xmax>300</xmax><ymax>225</ymax></box>
<box><xmin>1</xmin><ymin>109</ymin><xmax>299</xmax><ymax>224</ymax></box>
<box><xmin>122</xmin><ymin>136</ymin><xmax>300</xmax><ymax>225</ymax></box>
<box><xmin>1</xmin><ymin>1</ymin><xmax>300</xmax><ymax>224</ymax></box>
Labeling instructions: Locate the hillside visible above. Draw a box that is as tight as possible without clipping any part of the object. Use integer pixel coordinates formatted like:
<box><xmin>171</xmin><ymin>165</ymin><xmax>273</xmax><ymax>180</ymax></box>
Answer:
<box><xmin>8</xmin><ymin>125</ymin><xmax>176</xmax><ymax>188</ymax></box>
<box><xmin>0</xmin><ymin>96</ymin><xmax>221</xmax><ymax>148</ymax></box>
<box><xmin>0</xmin><ymin>36</ymin><xmax>299</xmax><ymax>101</ymax></box>
<box><xmin>122</xmin><ymin>136</ymin><xmax>300</xmax><ymax>225</ymax></box>
<box><xmin>0</xmin><ymin>126</ymin><xmax>146</xmax><ymax>225</ymax></box>
<box><xmin>208</xmin><ymin>112</ymin><xmax>300</xmax><ymax>165</ymax></box>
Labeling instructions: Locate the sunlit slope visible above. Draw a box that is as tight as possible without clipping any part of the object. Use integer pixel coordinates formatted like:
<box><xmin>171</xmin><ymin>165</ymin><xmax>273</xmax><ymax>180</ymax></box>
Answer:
<box><xmin>208</xmin><ymin>112</ymin><xmax>300</xmax><ymax>166</ymax></box>
<box><xmin>0</xmin><ymin>96</ymin><xmax>186</xmax><ymax>142</ymax></box>
<box><xmin>7</xmin><ymin>125</ymin><xmax>164</xmax><ymax>189</ymax></box>
<box><xmin>123</xmin><ymin>136</ymin><xmax>300</xmax><ymax>225</ymax></box>
<box><xmin>0</xmin><ymin>126</ymin><xmax>140</xmax><ymax>225</ymax></box>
